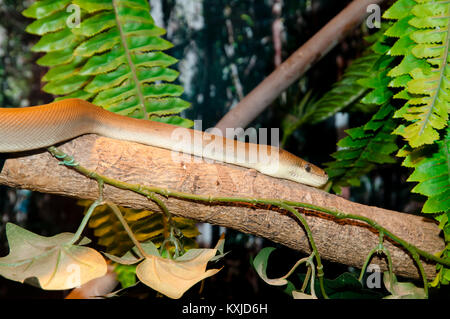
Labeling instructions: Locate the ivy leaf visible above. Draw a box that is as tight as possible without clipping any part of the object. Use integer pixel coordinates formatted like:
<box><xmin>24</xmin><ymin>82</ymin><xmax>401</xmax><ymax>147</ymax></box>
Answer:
<box><xmin>253</xmin><ymin>247</ymin><xmax>288</xmax><ymax>286</ymax></box>
<box><xmin>0</xmin><ymin>223</ymin><xmax>107</xmax><ymax>290</ymax></box>
<box><xmin>134</xmin><ymin>235</ymin><xmax>226</xmax><ymax>299</ymax></box>
<box><xmin>383</xmin><ymin>272</ymin><xmax>426</xmax><ymax>299</ymax></box>
<box><xmin>292</xmin><ymin>291</ymin><xmax>317</xmax><ymax>299</ymax></box>
<box><xmin>253</xmin><ymin>247</ymin><xmax>313</xmax><ymax>288</ymax></box>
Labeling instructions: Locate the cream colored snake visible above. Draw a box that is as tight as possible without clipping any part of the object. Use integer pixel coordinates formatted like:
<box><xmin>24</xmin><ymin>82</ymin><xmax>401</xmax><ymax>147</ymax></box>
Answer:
<box><xmin>0</xmin><ymin>99</ymin><xmax>328</xmax><ymax>187</ymax></box>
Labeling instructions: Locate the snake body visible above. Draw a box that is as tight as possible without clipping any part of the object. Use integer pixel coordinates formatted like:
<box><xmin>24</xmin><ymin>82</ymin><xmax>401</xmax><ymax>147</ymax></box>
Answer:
<box><xmin>0</xmin><ymin>99</ymin><xmax>328</xmax><ymax>187</ymax></box>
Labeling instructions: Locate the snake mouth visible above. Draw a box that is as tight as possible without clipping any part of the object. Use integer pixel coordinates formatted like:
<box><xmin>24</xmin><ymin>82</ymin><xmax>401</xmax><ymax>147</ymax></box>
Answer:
<box><xmin>300</xmin><ymin>174</ymin><xmax>328</xmax><ymax>187</ymax></box>
<box><xmin>287</xmin><ymin>167</ymin><xmax>328</xmax><ymax>187</ymax></box>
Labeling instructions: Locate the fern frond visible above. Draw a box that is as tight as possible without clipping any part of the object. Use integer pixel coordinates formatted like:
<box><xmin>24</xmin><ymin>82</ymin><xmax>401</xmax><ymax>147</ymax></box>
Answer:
<box><xmin>24</xmin><ymin>0</ymin><xmax>191</xmax><ymax>123</ymax></box>
<box><xmin>385</xmin><ymin>0</ymin><xmax>450</xmax><ymax>147</ymax></box>
<box><xmin>325</xmin><ymin>104</ymin><xmax>398</xmax><ymax>192</ymax></box>
<box><xmin>78</xmin><ymin>202</ymin><xmax>199</xmax><ymax>255</ymax></box>
<box><xmin>405</xmin><ymin>124</ymin><xmax>450</xmax><ymax>213</ymax></box>
<box><xmin>324</xmin><ymin>35</ymin><xmax>399</xmax><ymax>192</ymax></box>
<box><xmin>309</xmin><ymin>53</ymin><xmax>380</xmax><ymax>123</ymax></box>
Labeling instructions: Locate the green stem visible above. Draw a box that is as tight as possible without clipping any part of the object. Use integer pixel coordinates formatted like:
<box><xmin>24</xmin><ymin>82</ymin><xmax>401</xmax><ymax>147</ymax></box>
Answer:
<box><xmin>69</xmin><ymin>198</ymin><xmax>103</xmax><ymax>245</ymax></box>
<box><xmin>282</xmin><ymin>255</ymin><xmax>311</xmax><ymax>280</ymax></box>
<box><xmin>306</xmin><ymin>255</ymin><xmax>317</xmax><ymax>298</ymax></box>
<box><xmin>107</xmin><ymin>201</ymin><xmax>149</xmax><ymax>258</ymax></box>
<box><xmin>146</xmin><ymin>192</ymin><xmax>183</xmax><ymax>257</ymax></box>
<box><xmin>47</xmin><ymin>146</ymin><xmax>448</xmax><ymax>296</ymax></box>
<box><xmin>301</xmin><ymin>264</ymin><xmax>312</xmax><ymax>293</ymax></box>
<box><xmin>358</xmin><ymin>247</ymin><xmax>379</xmax><ymax>282</ymax></box>
<box><xmin>282</xmin><ymin>199</ymin><xmax>450</xmax><ymax>268</ymax></box>
<box><xmin>277</xmin><ymin>202</ymin><xmax>328</xmax><ymax>298</ymax></box>
<box><xmin>69</xmin><ymin>178</ymin><xmax>104</xmax><ymax>245</ymax></box>
<box><xmin>359</xmin><ymin>231</ymin><xmax>386</xmax><ymax>282</ymax></box>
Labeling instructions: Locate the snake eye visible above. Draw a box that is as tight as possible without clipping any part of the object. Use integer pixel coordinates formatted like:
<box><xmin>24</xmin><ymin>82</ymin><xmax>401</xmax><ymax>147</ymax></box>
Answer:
<box><xmin>304</xmin><ymin>164</ymin><xmax>311</xmax><ymax>173</ymax></box>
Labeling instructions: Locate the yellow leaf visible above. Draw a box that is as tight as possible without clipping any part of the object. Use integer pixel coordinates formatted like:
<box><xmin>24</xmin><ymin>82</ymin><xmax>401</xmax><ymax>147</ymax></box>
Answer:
<box><xmin>292</xmin><ymin>290</ymin><xmax>317</xmax><ymax>299</ymax></box>
<box><xmin>136</xmin><ymin>234</ymin><xmax>225</xmax><ymax>299</ymax></box>
<box><xmin>0</xmin><ymin>223</ymin><xmax>107</xmax><ymax>290</ymax></box>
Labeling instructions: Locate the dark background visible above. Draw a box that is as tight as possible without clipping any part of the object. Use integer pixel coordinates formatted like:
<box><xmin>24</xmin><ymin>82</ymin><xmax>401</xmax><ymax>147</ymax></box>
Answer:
<box><xmin>0</xmin><ymin>0</ymin><xmax>444</xmax><ymax>299</ymax></box>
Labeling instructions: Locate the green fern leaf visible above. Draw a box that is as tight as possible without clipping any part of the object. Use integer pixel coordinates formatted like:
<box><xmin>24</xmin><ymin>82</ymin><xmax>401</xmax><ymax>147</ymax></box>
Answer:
<box><xmin>382</xmin><ymin>0</ymin><xmax>416</xmax><ymax>20</ymax></box>
<box><xmin>324</xmin><ymin>33</ymin><xmax>399</xmax><ymax>191</ymax></box>
<box><xmin>325</xmin><ymin>104</ymin><xmax>398</xmax><ymax>192</ymax></box>
<box><xmin>387</xmin><ymin>0</ymin><xmax>450</xmax><ymax>147</ymax></box>
<box><xmin>22</xmin><ymin>0</ymin><xmax>72</xmax><ymax>19</ymax></box>
<box><xmin>310</xmin><ymin>28</ymin><xmax>391</xmax><ymax>123</ymax></box>
<box><xmin>310</xmin><ymin>53</ymin><xmax>381</xmax><ymax>123</ymax></box>
<box><xmin>407</xmin><ymin>125</ymin><xmax>450</xmax><ymax>213</ymax></box>
<box><xmin>26</xmin><ymin>0</ymin><xmax>191</xmax><ymax>123</ymax></box>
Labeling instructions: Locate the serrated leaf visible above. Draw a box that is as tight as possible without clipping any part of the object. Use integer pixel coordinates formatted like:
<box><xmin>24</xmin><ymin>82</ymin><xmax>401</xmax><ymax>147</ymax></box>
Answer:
<box><xmin>32</xmin><ymin>28</ymin><xmax>78</xmax><ymax>52</ymax></box>
<box><xmin>43</xmin><ymin>75</ymin><xmax>90</xmax><ymax>95</ymax></box>
<box><xmin>326</xmin><ymin>102</ymin><xmax>398</xmax><ymax>189</ymax></box>
<box><xmin>389</xmin><ymin>0</ymin><xmax>450</xmax><ymax>148</ymax></box>
<box><xmin>73</xmin><ymin>0</ymin><xmax>113</xmax><ymax>13</ymax></box>
<box><xmin>382</xmin><ymin>0</ymin><xmax>417</xmax><ymax>20</ymax></box>
<box><xmin>37</xmin><ymin>46</ymin><xmax>76</xmax><ymax>66</ymax></box>
<box><xmin>407</xmin><ymin>126</ymin><xmax>450</xmax><ymax>213</ymax></box>
<box><xmin>22</xmin><ymin>0</ymin><xmax>71</xmax><ymax>19</ymax></box>
<box><xmin>26</xmin><ymin>10</ymin><xmax>72</xmax><ymax>35</ymax></box>
<box><xmin>145</xmin><ymin>98</ymin><xmax>191</xmax><ymax>116</ymax></box>
<box><xmin>128</xmin><ymin>36</ymin><xmax>173</xmax><ymax>52</ymax></box>
<box><xmin>42</xmin><ymin>56</ymin><xmax>86</xmax><ymax>82</ymax></box>
<box><xmin>385</xmin><ymin>16</ymin><xmax>415</xmax><ymax>38</ymax></box>
<box><xmin>25</xmin><ymin>0</ymin><xmax>189</xmax><ymax>125</ymax></box>
<box><xmin>74</xmin><ymin>28</ymin><xmax>120</xmax><ymax>57</ymax></box>
<box><xmin>54</xmin><ymin>90</ymin><xmax>95</xmax><ymax>101</ymax></box>
<box><xmin>308</xmin><ymin>50</ymin><xmax>382</xmax><ymax>124</ymax></box>
<box><xmin>73</xmin><ymin>11</ymin><xmax>116</xmax><ymax>37</ymax></box>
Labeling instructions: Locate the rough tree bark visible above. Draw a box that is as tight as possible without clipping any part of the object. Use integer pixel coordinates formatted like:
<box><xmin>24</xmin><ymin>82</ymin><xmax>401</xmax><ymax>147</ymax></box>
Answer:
<box><xmin>0</xmin><ymin>134</ymin><xmax>444</xmax><ymax>280</ymax></box>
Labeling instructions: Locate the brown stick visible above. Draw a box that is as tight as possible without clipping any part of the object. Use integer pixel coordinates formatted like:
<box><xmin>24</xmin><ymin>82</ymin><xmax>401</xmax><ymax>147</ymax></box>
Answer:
<box><xmin>215</xmin><ymin>0</ymin><xmax>385</xmax><ymax>135</ymax></box>
<box><xmin>0</xmin><ymin>135</ymin><xmax>443</xmax><ymax>280</ymax></box>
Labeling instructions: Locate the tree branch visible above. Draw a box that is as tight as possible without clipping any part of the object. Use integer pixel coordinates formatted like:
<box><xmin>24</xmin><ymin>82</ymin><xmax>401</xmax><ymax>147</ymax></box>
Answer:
<box><xmin>0</xmin><ymin>134</ymin><xmax>444</xmax><ymax>280</ymax></box>
<box><xmin>215</xmin><ymin>0</ymin><xmax>386</xmax><ymax>135</ymax></box>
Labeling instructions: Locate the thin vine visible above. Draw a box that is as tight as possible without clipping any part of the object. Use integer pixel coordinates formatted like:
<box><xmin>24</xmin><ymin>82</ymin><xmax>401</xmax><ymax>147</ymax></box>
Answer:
<box><xmin>47</xmin><ymin>146</ymin><xmax>450</xmax><ymax>298</ymax></box>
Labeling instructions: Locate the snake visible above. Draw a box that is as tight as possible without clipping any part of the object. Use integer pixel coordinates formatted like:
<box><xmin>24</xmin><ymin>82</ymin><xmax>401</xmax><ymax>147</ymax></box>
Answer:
<box><xmin>0</xmin><ymin>98</ymin><xmax>328</xmax><ymax>187</ymax></box>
